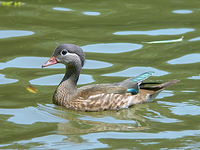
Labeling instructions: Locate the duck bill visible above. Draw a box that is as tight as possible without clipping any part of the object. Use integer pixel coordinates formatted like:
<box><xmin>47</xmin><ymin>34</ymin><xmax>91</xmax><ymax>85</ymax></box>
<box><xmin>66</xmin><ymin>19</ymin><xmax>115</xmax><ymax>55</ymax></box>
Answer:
<box><xmin>42</xmin><ymin>56</ymin><xmax>57</xmax><ymax>68</ymax></box>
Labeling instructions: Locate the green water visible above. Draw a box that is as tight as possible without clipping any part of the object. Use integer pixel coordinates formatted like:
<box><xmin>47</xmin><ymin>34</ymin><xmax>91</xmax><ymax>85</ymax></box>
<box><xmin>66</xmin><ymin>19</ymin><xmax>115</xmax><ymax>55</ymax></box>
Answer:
<box><xmin>0</xmin><ymin>0</ymin><xmax>200</xmax><ymax>149</ymax></box>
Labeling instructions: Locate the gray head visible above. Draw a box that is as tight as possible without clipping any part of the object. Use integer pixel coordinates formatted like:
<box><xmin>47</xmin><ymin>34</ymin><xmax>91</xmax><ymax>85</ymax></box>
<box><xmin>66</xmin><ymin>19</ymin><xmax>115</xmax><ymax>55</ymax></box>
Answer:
<box><xmin>42</xmin><ymin>44</ymin><xmax>85</xmax><ymax>70</ymax></box>
<box><xmin>52</xmin><ymin>44</ymin><xmax>85</xmax><ymax>68</ymax></box>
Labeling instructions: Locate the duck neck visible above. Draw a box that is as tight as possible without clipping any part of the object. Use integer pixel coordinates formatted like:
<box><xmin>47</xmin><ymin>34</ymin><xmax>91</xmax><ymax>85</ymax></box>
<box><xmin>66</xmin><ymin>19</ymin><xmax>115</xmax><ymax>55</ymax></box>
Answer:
<box><xmin>60</xmin><ymin>65</ymin><xmax>80</xmax><ymax>92</ymax></box>
<box><xmin>53</xmin><ymin>65</ymin><xmax>81</xmax><ymax>105</ymax></box>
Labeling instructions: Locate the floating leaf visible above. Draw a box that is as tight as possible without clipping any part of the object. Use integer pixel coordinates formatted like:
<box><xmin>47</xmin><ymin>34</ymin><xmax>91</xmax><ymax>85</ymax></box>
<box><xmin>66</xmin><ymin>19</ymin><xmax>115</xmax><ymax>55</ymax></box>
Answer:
<box><xmin>142</xmin><ymin>36</ymin><xmax>184</xmax><ymax>44</ymax></box>
<box><xmin>26</xmin><ymin>84</ymin><xmax>38</xmax><ymax>93</ymax></box>
<box><xmin>0</xmin><ymin>1</ymin><xmax>25</xmax><ymax>6</ymax></box>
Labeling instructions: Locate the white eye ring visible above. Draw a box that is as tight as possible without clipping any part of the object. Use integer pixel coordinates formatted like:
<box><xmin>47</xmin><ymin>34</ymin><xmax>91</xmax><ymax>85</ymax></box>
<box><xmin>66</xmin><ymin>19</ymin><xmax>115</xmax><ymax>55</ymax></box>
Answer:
<box><xmin>60</xmin><ymin>49</ymin><xmax>68</xmax><ymax>56</ymax></box>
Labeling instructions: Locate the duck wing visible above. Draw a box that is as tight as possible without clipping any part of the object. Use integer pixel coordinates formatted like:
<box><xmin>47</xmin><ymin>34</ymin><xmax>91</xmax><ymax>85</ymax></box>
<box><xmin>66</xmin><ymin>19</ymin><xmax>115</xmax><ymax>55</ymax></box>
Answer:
<box><xmin>78</xmin><ymin>71</ymin><xmax>154</xmax><ymax>96</ymax></box>
<box><xmin>78</xmin><ymin>84</ymin><xmax>128</xmax><ymax>96</ymax></box>
<box><xmin>114</xmin><ymin>71</ymin><xmax>154</xmax><ymax>94</ymax></box>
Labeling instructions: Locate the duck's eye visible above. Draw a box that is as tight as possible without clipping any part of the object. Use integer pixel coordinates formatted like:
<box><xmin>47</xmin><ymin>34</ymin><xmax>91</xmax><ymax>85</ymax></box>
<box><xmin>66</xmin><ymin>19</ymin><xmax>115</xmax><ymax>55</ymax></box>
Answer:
<box><xmin>60</xmin><ymin>50</ymin><xmax>68</xmax><ymax>56</ymax></box>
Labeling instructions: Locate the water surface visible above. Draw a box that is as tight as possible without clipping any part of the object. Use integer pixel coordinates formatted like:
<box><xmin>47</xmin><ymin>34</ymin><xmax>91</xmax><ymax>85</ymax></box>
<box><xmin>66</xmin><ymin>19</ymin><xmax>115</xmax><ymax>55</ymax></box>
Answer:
<box><xmin>0</xmin><ymin>0</ymin><xmax>200</xmax><ymax>149</ymax></box>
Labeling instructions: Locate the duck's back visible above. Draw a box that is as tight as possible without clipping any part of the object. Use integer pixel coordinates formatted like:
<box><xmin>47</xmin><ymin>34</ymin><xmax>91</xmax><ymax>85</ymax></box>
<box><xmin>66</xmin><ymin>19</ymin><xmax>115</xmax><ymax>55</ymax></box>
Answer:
<box><xmin>66</xmin><ymin>84</ymin><xmax>155</xmax><ymax>111</ymax></box>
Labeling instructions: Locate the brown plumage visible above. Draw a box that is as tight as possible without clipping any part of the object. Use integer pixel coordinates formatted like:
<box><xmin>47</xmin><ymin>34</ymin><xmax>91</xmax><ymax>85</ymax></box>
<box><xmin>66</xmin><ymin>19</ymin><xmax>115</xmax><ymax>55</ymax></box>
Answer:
<box><xmin>42</xmin><ymin>44</ymin><xmax>180</xmax><ymax>111</ymax></box>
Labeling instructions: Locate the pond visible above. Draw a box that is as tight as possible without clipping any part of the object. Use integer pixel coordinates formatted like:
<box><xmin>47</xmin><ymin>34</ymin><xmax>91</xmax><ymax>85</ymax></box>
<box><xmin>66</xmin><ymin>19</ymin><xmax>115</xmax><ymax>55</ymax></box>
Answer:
<box><xmin>0</xmin><ymin>0</ymin><xmax>200</xmax><ymax>149</ymax></box>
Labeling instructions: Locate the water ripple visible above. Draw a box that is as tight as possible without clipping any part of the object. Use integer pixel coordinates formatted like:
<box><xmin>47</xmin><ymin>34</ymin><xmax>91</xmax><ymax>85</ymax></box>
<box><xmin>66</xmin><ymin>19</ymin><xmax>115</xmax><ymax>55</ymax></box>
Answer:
<box><xmin>143</xmin><ymin>108</ymin><xmax>182</xmax><ymax>123</ymax></box>
<box><xmin>79</xmin><ymin>116</ymin><xmax>137</xmax><ymax>124</ymax></box>
<box><xmin>172</xmin><ymin>10</ymin><xmax>193</xmax><ymax>14</ymax></box>
<box><xmin>30</xmin><ymin>74</ymin><xmax>94</xmax><ymax>86</ymax></box>
<box><xmin>0</xmin><ymin>57</ymin><xmax>112</xmax><ymax>70</ymax></box>
<box><xmin>155</xmin><ymin>90</ymin><xmax>175</xmax><ymax>99</ymax></box>
<box><xmin>81</xmin><ymin>130</ymin><xmax>200</xmax><ymax>141</ymax></box>
<box><xmin>189</xmin><ymin>36</ymin><xmax>200</xmax><ymax>41</ymax></box>
<box><xmin>188</xmin><ymin>74</ymin><xmax>200</xmax><ymax>79</ymax></box>
<box><xmin>167</xmin><ymin>53</ymin><xmax>200</xmax><ymax>64</ymax></box>
<box><xmin>53</xmin><ymin>7</ymin><xmax>74</xmax><ymax>11</ymax></box>
<box><xmin>158</xmin><ymin>101</ymin><xmax>200</xmax><ymax>116</ymax></box>
<box><xmin>82</xmin><ymin>43</ymin><xmax>143</xmax><ymax>53</ymax></box>
<box><xmin>83</xmin><ymin>11</ymin><xmax>101</xmax><ymax>16</ymax></box>
<box><xmin>0</xmin><ymin>73</ymin><xmax>18</xmax><ymax>84</ymax></box>
<box><xmin>113</xmin><ymin>28</ymin><xmax>194</xmax><ymax>36</ymax></box>
<box><xmin>0</xmin><ymin>107</ymin><xmax>66</xmax><ymax>124</ymax></box>
<box><xmin>102</xmin><ymin>67</ymin><xmax>169</xmax><ymax>77</ymax></box>
<box><xmin>0</xmin><ymin>30</ymin><xmax>34</xmax><ymax>39</ymax></box>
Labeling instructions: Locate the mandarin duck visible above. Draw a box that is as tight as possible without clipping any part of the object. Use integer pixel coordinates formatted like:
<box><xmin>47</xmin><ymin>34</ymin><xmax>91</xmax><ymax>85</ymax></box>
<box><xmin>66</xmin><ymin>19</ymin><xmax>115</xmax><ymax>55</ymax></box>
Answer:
<box><xmin>42</xmin><ymin>44</ymin><xmax>179</xmax><ymax>111</ymax></box>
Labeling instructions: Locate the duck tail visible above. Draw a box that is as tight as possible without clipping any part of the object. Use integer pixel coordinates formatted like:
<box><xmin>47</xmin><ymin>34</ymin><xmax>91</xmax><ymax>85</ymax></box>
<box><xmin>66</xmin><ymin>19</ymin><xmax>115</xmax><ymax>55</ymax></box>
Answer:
<box><xmin>153</xmin><ymin>79</ymin><xmax>180</xmax><ymax>91</ymax></box>
<box><xmin>141</xmin><ymin>79</ymin><xmax>180</xmax><ymax>102</ymax></box>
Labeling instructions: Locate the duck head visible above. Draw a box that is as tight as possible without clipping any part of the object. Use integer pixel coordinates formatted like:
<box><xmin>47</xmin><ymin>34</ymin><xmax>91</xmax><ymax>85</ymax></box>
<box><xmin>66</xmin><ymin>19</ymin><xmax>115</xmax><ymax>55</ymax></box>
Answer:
<box><xmin>42</xmin><ymin>44</ymin><xmax>85</xmax><ymax>68</ymax></box>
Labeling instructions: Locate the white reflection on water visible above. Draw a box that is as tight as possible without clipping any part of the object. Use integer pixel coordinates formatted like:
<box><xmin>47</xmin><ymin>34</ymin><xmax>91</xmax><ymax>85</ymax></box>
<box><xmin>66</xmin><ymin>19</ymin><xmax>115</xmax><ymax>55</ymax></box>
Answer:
<box><xmin>53</xmin><ymin>7</ymin><xmax>74</xmax><ymax>11</ymax></box>
<box><xmin>0</xmin><ymin>56</ymin><xmax>112</xmax><ymax>85</ymax></box>
<box><xmin>189</xmin><ymin>36</ymin><xmax>200</xmax><ymax>41</ymax></box>
<box><xmin>167</xmin><ymin>53</ymin><xmax>200</xmax><ymax>64</ymax></box>
<box><xmin>188</xmin><ymin>74</ymin><xmax>200</xmax><ymax>79</ymax></box>
<box><xmin>143</xmin><ymin>108</ymin><xmax>182</xmax><ymax>123</ymax></box>
<box><xmin>0</xmin><ymin>57</ymin><xmax>112</xmax><ymax>70</ymax></box>
<box><xmin>83</xmin><ymin>11</ymin><xmax>101</xmax><ymax>16</ymax></box>
<box><xmin>102</xmin><ymin>67</ymin><xmax>169</xmax><ymax>77</ymax></box>
<box><xmin>0</xmin><ymin>30</ymin><xmax>34</xmax><ymax>39</ymax></box>
<box><xmin>158</xmin><ymin>101</ymin><xmax>200</xmax><ymax>115</ymax></box>
<box><xmin>155</xmin><ymin>90</ymin><xmax>174</xmax><ymax>99</ymax></box>
<box><xmin>182</xmin><ymin>90</ymin><xmax>196</xmax><ymax>93</ymax></box>
<box><xmin>81</xmin><ymin>130</ymin><xmax>200</xmax><ymax>142</ymax></box>
<box><xmin>113</xmin><ymin>28</ymin><xmax>194</xmax><ymax>36</ymax></box>
<box><xmin>81</xmin><ymin>43</ymin><xmax>143</xmax><ymax>53</ymax></box>
<box><xmin>0</xmin><ymin>134</ymin><xmax>108</xmax><ymax>150</ymax></box>
<box><xmin>2</xmin><ymin>129</ymin><xmax>200</xmax><ymax>149</ymax></box>
<box><xmin>79</xmin><ymin>116</ymin><xmax>137</xmax><ymax>124</ymax></box>
<box><xmin>84</xmin><ymin>60</ymin><xmax>113</xmax><ymax>69</ymax></box>
<box><xmin>0</xmin><ymin>73</ymin><xmax>18</xmax><ymax>84</ymax></box>
<box><xmin>0</xmin><ymin>107</ymin><xmax>66</xmax><ymax>124</ymax></box>
<box><xmin>30</xmin><ymin>74</ymin><xmax>94</xmax><ymax>86</ymax></box>
<box><xmin>172</xmin><ymin>10</ymin><xmax>193</xmax><ymax>14</ymax></box>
